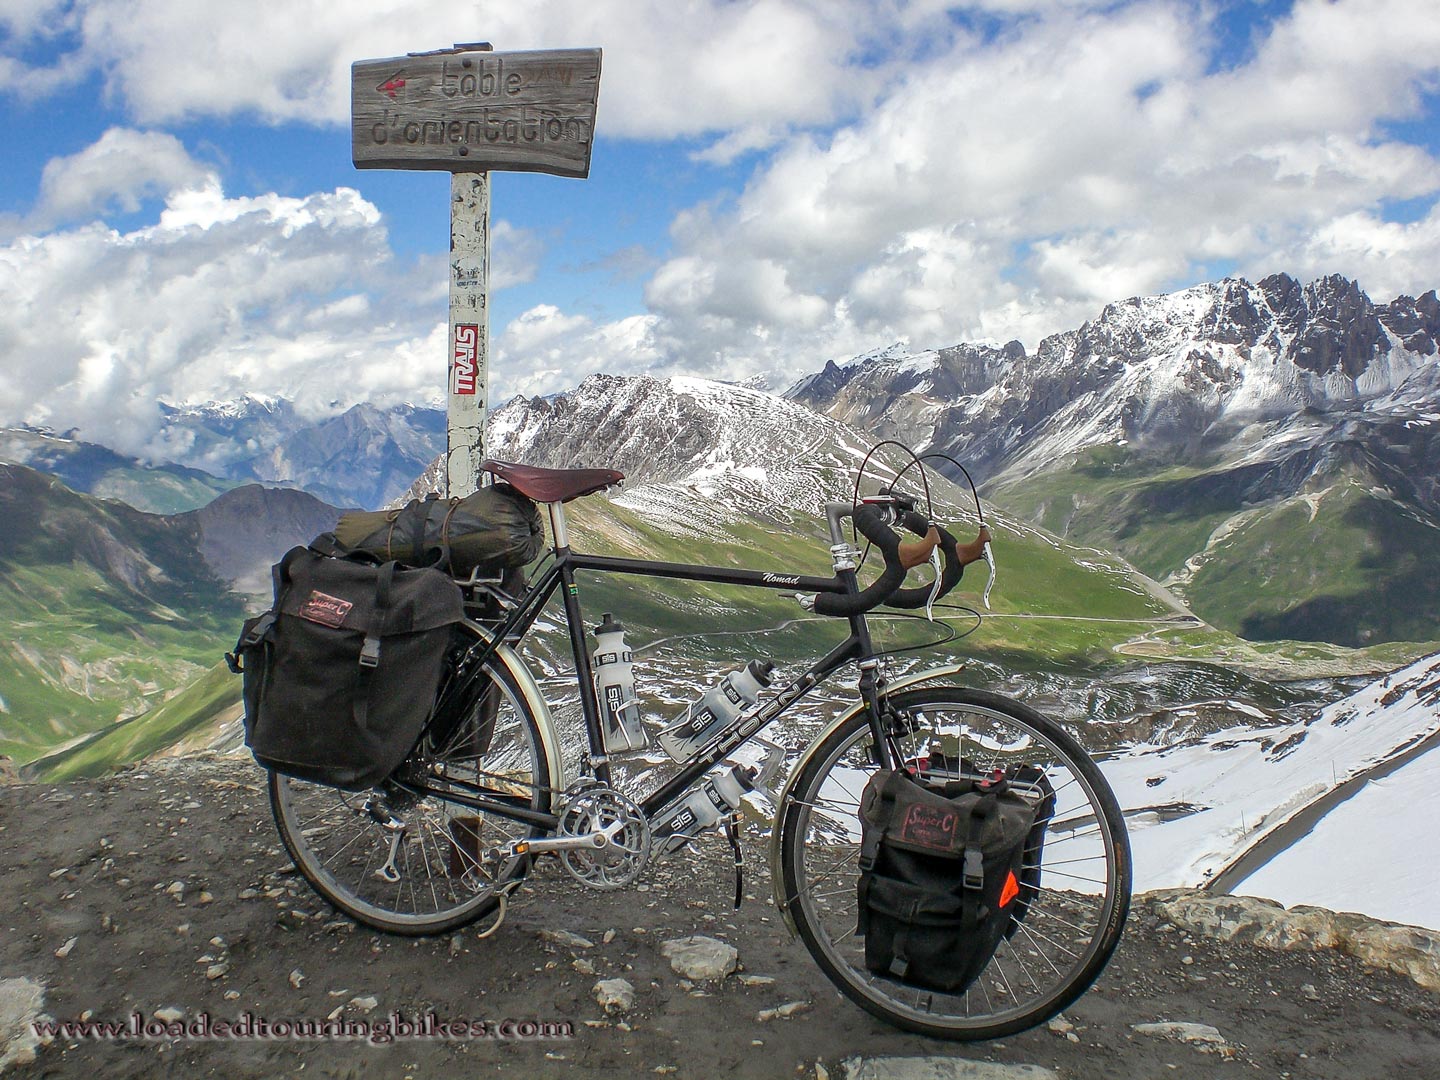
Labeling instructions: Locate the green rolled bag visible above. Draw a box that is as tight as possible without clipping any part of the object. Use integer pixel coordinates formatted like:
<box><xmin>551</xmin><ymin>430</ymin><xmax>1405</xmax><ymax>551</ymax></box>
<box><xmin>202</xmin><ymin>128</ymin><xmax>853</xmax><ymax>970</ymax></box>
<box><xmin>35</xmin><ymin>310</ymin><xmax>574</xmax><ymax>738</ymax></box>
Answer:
<box><xmin>331</xmin><ymin>483</ymin><xmax>545</xmax><ymax>578</ymax></box>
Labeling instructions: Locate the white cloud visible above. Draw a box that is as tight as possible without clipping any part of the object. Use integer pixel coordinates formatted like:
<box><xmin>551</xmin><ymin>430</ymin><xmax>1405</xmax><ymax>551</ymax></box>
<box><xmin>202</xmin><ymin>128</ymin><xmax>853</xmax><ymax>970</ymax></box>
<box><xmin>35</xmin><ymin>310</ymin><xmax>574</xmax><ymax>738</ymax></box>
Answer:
<box><xmin>589</xmin><ymin>0</ymin><xmax>1440</xmax><ymax>383</ymax></box>
<box><xmin>6</xmin><ymin>0</ymin><xmax>1440</xmax><ymax>432</ymax></box>
<box><xmin>1261</xmin><ymin>206</ymin><xmax>1440</xmax><ymax>301</ymax></box>
<box><xmin>493</xmin><ymin>305</ymin><xmax>662</xmax><ymax>400</ymax></box>
<box><xmin>490</xmin><ymin>220</ymin><xmax>543</xmax><ymax>290</ymax></box>
<box><xmin>0</xmin><ymin>175</ymin><xmax>447</xmax><ymax>454</ymax></box>
<box><xmin>0</xmin><ymin>0</ymin><xmax>74</xmax><ymax>38</ymax></box>
<box><xmin>31</xmin><ymin>128</ymin><xmax>214</xmax><ymax>228</ymax></box>
<box><xmin>14</xmin><ymin>0</ymin><xmax>931</xmax><ymax>135</ymax></box>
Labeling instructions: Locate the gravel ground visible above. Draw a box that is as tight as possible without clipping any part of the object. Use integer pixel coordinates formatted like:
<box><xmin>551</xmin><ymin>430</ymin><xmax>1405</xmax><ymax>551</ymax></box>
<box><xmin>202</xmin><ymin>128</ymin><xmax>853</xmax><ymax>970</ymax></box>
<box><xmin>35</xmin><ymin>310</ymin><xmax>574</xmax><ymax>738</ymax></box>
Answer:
<box><xmin>2</xmin><ymin>754</ymin><xmax>1438</xmax><ymax>1079</ymax></box>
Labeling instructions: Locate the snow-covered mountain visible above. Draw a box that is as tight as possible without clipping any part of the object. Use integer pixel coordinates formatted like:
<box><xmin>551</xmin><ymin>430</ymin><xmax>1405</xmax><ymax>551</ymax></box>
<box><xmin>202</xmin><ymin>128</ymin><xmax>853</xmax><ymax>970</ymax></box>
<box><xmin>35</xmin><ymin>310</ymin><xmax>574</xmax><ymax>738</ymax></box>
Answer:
<box><xmin>406</xmin><ymin>373</ymin><xmax>929</xmax><ymax>534</ymax></box>
<box><xmin>153</xmin><ymin>397</ymin><xmax>444</xmax><ymax>508</ymax></box>
<box><xmin>788</xmin><ymin>275</ymin><xmax>1440</xmax><ymax>646</ymax></box>
<box><xmin>789</xmin><ymin>273</ymin><xmax>1440</xmax><ymax>486</ymax></box>
<box><xmin>489</xmin><ymin>372</ymin><xmax>880</xmax><ymax>511</ymax></box>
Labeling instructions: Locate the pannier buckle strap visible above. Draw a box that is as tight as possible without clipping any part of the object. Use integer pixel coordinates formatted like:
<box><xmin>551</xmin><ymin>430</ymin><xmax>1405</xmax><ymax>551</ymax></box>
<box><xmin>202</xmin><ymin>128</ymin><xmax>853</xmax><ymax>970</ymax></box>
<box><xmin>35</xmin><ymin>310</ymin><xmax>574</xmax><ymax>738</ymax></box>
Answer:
<box><xmin>241</xmin><ymin>612</ymin><xmax>276</xmax><ymax>648</ymax></box>
<box><xmin>359</xmin><ymin>635</ymin><xmax>382</xmax><ymax>669</ymax></box>
<box><xmin>963</xmin><ymin>846</ymin><xmax>984</xmax><ymax>890</ymax></box>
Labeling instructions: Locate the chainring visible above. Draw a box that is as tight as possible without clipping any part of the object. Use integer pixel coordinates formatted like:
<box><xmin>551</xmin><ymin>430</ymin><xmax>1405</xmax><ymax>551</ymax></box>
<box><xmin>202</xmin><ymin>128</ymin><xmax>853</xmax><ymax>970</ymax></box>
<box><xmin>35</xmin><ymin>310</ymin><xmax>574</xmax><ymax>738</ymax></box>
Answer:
<box><xmin>556</xmin><ymin>786</ymin><xmax>651</xmax><ymax>890</ymax></box>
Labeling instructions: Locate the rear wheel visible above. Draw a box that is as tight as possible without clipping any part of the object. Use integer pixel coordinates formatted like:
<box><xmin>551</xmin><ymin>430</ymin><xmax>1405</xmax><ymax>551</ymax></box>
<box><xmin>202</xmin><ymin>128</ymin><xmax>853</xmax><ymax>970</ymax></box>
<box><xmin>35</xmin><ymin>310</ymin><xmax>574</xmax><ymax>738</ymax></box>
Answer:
<box><xmin>270</xmin><ymin>638</ymin><xmax>551</xmax><ymax>935</ymax></box>
<box><xmin>779</xmin><ymin>686</ymin><xmax>1130</xmax><ymax>1040</ymax></box>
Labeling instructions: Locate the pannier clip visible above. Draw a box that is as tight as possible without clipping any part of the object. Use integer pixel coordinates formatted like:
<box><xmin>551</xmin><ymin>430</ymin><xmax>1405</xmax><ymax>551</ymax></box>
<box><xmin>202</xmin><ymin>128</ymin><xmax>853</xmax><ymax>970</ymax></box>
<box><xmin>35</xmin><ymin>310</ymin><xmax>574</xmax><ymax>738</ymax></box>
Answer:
<box><xmin>359</xmin><ymin>635</ymin><xmax>382</xmax><ymax>669</ymax></box>
<box><xmin>962</xmin><ymin>847</ymin><xmax>985</xmax><ymax>891</ymax></box>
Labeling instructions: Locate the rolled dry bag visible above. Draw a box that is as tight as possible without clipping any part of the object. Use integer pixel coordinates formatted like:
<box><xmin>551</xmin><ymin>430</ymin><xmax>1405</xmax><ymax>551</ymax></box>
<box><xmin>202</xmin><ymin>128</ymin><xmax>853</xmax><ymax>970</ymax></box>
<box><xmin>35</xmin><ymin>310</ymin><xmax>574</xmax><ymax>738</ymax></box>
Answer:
<box><xmin>332</xmin><ymin>484</ymin><xmax>544</xmax><ymax>579</ymax></box>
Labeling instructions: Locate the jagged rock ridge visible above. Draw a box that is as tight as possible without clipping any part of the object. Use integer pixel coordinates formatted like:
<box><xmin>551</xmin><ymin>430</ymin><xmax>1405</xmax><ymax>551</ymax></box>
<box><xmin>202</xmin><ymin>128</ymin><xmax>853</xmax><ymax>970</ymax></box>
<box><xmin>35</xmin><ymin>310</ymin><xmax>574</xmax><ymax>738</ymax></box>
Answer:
<box><xmin>788</xmin><ymin>273</ymin><xmax>1440</xmax><ymax>485</ymax></box>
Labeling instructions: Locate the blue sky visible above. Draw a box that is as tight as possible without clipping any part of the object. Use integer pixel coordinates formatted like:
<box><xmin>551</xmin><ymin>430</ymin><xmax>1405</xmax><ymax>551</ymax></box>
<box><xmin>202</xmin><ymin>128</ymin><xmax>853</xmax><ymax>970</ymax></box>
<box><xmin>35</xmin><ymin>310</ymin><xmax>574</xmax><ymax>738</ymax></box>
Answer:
<box><xmin>2</xmin><ymin>0</ymin><xmax>1439</xmax><ymax>458</ymax></box>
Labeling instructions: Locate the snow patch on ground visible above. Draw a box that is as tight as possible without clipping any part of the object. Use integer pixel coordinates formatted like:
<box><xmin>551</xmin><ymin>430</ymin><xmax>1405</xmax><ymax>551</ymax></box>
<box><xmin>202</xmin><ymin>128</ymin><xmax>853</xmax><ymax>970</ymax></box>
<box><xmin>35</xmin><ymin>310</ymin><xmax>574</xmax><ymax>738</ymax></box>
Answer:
<box><xmin>1102</xmin><ymin>652</ymin><xmax>1440</xmax><ymax>929</ymax></box>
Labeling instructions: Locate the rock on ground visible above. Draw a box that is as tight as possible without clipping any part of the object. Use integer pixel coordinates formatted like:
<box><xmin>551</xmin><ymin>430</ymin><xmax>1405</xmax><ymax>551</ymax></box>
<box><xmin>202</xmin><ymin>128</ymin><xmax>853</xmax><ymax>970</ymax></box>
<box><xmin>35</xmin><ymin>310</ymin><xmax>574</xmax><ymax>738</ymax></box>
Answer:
<box><xmin>843</xmin><ymin>1059</ymin><xmax>1058</xmax><ymax>1079</ymax></box>
<box><xmin>0</xmin><ymin>977</ymin><xmax>50</xmax><ymax>1072</ymax></box>
<box><xmin>1147</xmin><ymin>890</ymin><xmax>1440</xmax><ymax>992</ymax></box>
<box><xmin>660</xmin><ymin>935</ymin><xmax>739</xmax><ymax>981</ymax></box>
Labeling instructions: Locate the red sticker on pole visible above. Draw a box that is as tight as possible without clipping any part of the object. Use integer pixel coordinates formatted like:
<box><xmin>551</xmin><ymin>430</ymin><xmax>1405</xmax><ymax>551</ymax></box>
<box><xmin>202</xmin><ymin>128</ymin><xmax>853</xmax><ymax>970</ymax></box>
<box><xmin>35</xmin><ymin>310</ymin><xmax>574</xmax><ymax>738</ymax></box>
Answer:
<box><xmin>452</xmin><ymin>323</ymin><xmax>479</xmax><ymax>395</ymax></box>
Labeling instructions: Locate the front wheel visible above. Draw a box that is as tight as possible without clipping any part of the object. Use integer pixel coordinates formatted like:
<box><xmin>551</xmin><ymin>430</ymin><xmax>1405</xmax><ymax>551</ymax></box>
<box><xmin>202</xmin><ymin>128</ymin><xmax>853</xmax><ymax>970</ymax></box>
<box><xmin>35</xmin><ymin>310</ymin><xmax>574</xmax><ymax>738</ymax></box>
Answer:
<box><xmin>270</xmin><ymin>642</ymin><xmax>552</xmax><ymax>936</ymax></box>
<box><xmin>778</xmin><ymin>686</ymin><xmax>1130</xmax><ymax>1040</ymax></box>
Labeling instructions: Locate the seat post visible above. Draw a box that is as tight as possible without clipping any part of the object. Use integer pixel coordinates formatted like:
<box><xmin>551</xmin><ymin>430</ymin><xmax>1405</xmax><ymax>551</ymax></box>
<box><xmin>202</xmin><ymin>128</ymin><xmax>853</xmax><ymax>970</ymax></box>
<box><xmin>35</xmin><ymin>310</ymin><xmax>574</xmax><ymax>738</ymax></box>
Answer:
<box><xmin>546</xmin><ymin>500</ymin><xmax>570</xmax><ymax>551</ymax></box>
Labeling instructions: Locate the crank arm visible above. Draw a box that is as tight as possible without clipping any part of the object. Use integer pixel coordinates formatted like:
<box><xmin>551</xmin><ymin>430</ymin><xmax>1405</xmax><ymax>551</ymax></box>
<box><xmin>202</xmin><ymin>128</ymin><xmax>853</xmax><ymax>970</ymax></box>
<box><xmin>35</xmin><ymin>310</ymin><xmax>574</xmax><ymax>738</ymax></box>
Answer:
<box><xmin>484</xmin><ymin>818</ymin><xmax>627</xmax><ymax>861</ymax></box>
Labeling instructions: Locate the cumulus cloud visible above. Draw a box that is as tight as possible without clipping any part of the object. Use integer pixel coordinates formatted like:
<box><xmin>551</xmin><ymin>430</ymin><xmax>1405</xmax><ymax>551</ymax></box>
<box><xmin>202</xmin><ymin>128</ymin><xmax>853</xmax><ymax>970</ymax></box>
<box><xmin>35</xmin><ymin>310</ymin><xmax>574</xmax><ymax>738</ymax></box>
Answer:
<box><xmin>6</xmin><ymin>0</ymin><xmax>1440</xmax><ymax>423</ymax></box>
<box><xmin>1262</xmin><ymin>206</ymin><xmax>1440</xmax><ymax>300</ymax></box>
<box><xmin>30</xmin><ymin>128</ymin><xmax>214</xmax><ymax>228</ymax></box>
<box><xmin>489</xmin><ymin>220</ymin><xmax>543</xmax><ymax>290</ymax></box>
<box><xmin>10</xmin><ymin>0</ymin><xmax>924</xmax><ymax>134</ymax></box>
<box><xmin>556</xmin><ymin>0</ymin><xmax>1440</xmax><ymax>388</ymax></box>
<box><xmin>0</xmin><ymin>174</ymin><xmax>449</xmax><ymax>454</ymax></box>
<box><xmin>493</xmin><ymin>305</ymin><xmax>662</xmax><ymax>400</ymax></box>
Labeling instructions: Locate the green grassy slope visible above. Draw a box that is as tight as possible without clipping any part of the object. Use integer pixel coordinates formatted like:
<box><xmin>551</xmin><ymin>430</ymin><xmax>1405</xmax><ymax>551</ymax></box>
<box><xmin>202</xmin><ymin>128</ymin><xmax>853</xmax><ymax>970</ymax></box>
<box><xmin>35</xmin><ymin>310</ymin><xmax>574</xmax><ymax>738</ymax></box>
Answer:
<box><xmin>0</xmin><ymin>465</ymin><xmax>244</xmax><ymax>764</ymax></box>
<box><xmin>1189</xmin><ymin>481</ymin><xmax>1440</xmax><ymax>647</ymax></box>
<box><xmin>988</xmin><ymin>446</ymin><xmax>1440</xmax><ymax>648</ymax></box>
<box><xmin>31</xmin><ymin>663</ymin><xmax>243</xmax><ymax>781</ymax></box>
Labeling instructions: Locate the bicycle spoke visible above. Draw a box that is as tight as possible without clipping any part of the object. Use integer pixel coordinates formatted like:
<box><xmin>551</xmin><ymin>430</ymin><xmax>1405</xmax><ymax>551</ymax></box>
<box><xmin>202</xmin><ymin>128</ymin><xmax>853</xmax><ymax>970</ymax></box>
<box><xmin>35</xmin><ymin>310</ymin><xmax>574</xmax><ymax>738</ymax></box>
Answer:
<box><xmin>270</xmin><ymin>647</ymin><xmax>551</xmax><ymax>935</ymax></box>
<box><xmin>781</xmin><ymin>687</ymin><xmax>1130</xmax><ymax>1041</ymax></box>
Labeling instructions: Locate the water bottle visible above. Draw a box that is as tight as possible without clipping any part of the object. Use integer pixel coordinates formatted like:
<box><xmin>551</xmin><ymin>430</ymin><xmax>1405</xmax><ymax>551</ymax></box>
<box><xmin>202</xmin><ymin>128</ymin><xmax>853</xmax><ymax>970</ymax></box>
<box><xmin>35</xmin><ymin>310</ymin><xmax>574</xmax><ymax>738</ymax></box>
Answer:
<box><xmin>657</xmin><ymin>660</ymin><xmax>774</xmax><ymax>762</ymax></box>
<box><xmin>592</xmin><ymin>613</ymin><xmax>647</xmax><ymax>753</ymax></box>
<box><xmin>651</xmin><ymin>763</ymin><xmax>757</xmax><ymax>854</ymax></box>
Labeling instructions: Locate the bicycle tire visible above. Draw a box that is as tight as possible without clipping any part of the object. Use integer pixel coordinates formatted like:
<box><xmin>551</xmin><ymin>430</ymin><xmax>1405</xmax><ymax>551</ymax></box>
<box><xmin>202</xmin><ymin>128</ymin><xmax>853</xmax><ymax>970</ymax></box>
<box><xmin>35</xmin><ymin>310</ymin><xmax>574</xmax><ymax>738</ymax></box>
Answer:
<box><xmin>270</xmin><ymin>634</ymin><xmax>552</xmax><ymax>936</ymax></box>
<box><xmin>779</xmin><ymin>686</ymin><xmax>1130</xmax><ymax>1040</ymax></box>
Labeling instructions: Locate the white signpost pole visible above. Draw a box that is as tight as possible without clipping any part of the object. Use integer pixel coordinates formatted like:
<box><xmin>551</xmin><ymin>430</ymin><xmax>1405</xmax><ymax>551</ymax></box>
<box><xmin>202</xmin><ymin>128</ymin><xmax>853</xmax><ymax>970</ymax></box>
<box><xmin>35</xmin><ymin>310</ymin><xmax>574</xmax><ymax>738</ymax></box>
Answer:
<box><xmin>448</xmin><ymin>173</ymin><xmax>490</xmax><ymax>498</ymax></box>
<box><xmin>350</xmin><ymin>43</ymin><xmax>602</xmax><ymax>498</ymax></box>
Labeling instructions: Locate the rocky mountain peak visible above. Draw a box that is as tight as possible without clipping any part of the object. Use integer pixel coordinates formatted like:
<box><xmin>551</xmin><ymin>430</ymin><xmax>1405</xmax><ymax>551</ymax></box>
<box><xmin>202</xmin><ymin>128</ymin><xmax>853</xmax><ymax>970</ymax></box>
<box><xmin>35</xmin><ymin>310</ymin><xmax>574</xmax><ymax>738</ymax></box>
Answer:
<box><xmin>177</xmin><ymin>484</ymin><xmax>345</xmax><ymax>598</ymax></box>
<box><xmin>794</xmin><ymin>274</ymin><xmax>1440</xmax><ymax>478</ymax></box>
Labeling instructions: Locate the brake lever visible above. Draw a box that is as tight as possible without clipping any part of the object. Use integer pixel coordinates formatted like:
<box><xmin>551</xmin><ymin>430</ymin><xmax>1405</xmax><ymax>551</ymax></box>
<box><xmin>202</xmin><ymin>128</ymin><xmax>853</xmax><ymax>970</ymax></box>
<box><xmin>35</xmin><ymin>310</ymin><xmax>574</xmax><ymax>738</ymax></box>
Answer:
<box><xmin>925</xmin><ymin>546</ymin><xmax>943</xmax><ymax>622</ymax></box>
<box><xmin>981</xmin><ymin>540</ymin><xmax>996</xmax><ymax>610</ymax></box>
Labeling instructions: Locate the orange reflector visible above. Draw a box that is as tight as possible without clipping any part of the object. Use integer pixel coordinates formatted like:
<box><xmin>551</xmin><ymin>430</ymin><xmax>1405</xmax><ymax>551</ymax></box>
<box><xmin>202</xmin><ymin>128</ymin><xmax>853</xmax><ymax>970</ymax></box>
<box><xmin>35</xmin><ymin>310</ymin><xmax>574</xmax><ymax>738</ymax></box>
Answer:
<box><xmin>1000</xmin><ymin>869</ymin><xmax>1020</xmax><ymax>907</ymax></box>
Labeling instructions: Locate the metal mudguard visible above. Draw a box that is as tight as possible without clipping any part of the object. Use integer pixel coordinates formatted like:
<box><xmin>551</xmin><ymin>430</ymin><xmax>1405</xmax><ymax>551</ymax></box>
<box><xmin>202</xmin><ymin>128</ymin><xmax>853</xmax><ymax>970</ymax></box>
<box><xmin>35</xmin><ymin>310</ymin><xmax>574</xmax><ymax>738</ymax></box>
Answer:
<box><xmin>460</xmin><ymin>620</ymin><xmax>565</xmax><ymax>811</ymax></box>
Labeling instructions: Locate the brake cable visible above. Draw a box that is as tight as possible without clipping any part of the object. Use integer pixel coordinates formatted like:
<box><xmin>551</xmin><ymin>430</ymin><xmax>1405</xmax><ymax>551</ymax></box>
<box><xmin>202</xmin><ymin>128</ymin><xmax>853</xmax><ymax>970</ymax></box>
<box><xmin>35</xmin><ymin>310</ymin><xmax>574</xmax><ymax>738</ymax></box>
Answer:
<box><xmin>904</xmin><ymin>451</ymin><xmax>996</xmax><ymax>610</ymax></box>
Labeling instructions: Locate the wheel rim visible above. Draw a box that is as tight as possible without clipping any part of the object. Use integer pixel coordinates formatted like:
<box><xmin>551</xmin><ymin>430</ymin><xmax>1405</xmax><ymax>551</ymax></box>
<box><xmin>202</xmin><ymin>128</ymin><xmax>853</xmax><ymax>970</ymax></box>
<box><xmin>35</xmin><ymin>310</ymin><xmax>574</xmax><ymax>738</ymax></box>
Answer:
<box><xmin>785</xmin><ymin>693</ymin><xmax>1129</xmax><ymax>1036</ymax></box>
<box><xmin>272</xmin><ymin>664</ymin><xmax>547</xmax><ymax>932</ymax></box>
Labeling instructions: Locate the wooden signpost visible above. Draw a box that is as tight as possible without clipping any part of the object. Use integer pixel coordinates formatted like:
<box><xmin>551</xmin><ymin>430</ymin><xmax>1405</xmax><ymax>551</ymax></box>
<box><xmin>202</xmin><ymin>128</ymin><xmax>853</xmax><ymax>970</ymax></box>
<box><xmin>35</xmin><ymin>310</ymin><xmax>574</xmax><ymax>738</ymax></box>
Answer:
<box><xmin>352</xmin><ymin>44</ymin><xmax>602</xmax><ymax>497</ymax></box>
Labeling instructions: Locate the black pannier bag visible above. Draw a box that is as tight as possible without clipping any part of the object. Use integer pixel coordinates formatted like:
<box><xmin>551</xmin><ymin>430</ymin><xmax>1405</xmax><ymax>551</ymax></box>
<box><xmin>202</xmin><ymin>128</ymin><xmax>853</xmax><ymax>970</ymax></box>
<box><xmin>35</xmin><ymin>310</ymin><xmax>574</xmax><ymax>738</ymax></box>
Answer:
<box><xmin>331</xmin><ymin>484</ymin><xmax>544</xmax><ymax>580</ymax></box>
<box><xmin>857</xmin><ymin>766</ymin><xmax>1048</xmax><ymax>994</ymax></box>
<box><xmin>227</xmin><ymin>545</ymin><xmax>465</xmax><ymax>790</ymax></box>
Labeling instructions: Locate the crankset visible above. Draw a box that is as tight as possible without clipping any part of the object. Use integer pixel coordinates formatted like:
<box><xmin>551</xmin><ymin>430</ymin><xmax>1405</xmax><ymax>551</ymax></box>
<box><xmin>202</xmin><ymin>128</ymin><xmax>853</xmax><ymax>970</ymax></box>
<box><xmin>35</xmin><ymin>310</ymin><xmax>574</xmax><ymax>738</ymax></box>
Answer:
<box><xmin>479</xmin><ymin>783</ymin><xmax>651</xmax><ymax>890</ymax></box>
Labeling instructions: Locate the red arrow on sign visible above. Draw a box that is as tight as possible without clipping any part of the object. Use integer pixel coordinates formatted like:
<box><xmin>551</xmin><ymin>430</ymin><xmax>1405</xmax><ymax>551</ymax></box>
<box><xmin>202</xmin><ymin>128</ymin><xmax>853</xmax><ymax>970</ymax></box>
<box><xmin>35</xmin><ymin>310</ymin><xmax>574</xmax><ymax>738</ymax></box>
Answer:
<box><xmin>376</xmin><ymin>72</ymin><xmax>407</xmax><ymax>99</ymax></box>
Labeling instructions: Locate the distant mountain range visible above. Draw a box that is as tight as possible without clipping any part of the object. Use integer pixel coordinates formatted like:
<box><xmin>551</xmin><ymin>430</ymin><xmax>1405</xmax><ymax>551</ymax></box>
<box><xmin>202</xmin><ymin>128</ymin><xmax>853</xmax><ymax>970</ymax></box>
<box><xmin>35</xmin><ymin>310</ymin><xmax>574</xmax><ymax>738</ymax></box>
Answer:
<box><xmin>0</xmin><ymin>426</ymin><xmax>239</xmax><ymax>514</ymax></box>
<box><xmin>11</xmin><ymin>272</ymin><xmax>1435</xmax><ymax>650</ymax></box>
<box><xmin>788</xmin><ymin>274</ymin><xmax>1440</xmax><ymax>647</ymax></box>
<box><xmin>2</xmin><ymin>400</ymin><xmax>445</xmax><ymax>513</ymax></box>
<box><xmin>154</xmin><ymin>397</ymin><xmax>445</xmax><ymax>509</ymax></box>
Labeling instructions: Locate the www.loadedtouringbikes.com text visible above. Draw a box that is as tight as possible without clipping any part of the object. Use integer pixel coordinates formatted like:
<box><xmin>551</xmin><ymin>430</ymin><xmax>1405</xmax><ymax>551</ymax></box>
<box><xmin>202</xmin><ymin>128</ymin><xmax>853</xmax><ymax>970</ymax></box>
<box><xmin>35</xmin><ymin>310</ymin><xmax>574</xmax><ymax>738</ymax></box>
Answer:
<box><xmin>33</xmin><ymin>1012</ymin><xmax>574</xmax><ymax>1045</ymax></box>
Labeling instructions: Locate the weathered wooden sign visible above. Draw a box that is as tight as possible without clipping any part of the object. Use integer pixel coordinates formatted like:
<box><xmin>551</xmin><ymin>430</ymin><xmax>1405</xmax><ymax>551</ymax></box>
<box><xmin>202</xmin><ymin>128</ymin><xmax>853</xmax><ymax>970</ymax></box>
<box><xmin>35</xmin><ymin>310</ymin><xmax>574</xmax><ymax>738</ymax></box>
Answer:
<box><xmin>352</xmin><ymin>47</ymin><xmax>602</xmax><ymax>178</ymax></box>
<box><xmin>352</xmin><ymin>43</ymin><xmax>601</xmax><ymax>498</ymax></box>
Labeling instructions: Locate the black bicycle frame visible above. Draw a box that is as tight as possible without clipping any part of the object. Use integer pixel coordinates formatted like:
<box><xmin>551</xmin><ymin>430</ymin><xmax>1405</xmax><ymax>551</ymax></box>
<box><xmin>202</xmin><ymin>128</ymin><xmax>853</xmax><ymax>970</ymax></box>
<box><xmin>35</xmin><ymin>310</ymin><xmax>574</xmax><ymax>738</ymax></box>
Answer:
<box><xmin>410</xmin><ymin>541</ymin><xmax>895</xmax><ymax>828</ymax></box>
